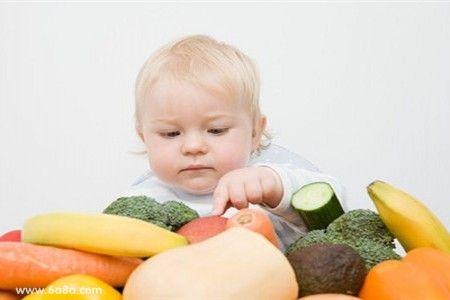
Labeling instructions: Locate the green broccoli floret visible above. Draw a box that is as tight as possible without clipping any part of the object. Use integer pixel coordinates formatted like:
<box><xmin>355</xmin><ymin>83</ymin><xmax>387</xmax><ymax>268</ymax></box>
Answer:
<box><xmin>286</xmin><ymin>230</ymin><xmax>328</xmax><ymax>256</ymax></box>
<box><xmin>286</xmin><ymin>209</ymin><xmax>401</xmax><ymax>270</ymax></box>
<box><xmin>103</xmin><ymin>196</ymin><xmax>199</xmax><ymax>231</ymax></box>
<box><xmin>162</xmin><ymin>201</ymin><xmax>199</xmax><ymax>230</ymax></box>
<box><xmin>347</xmin><ymin>238</ymin><xmax>401</xmax><ymax>270</ymax></box>
<box><xmin>325</xmin><ymin>232</ymin><xmax>401</xmax><ymax>269</ymax></box>
<box><xmin>147</xmin><ymin>220</ymin><xmax>172</xmax><ymax>231</ymax></box>
<box><xmin>326</xmin><ymin>209</ymin><xmax>395</xmax><ymax>248</ymax></box>
<box><xmin>103</xmin><ymin>196</ymin><xmax>169</xmax><ymax>224</ymax></box>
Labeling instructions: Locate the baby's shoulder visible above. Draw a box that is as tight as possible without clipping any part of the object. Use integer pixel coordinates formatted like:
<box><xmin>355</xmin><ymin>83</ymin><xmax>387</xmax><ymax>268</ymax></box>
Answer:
<box><xmin>131</xmin><ymin>170</ymin><xmax>155</xmax><ymax>186</ymax></box>
<box><xmin>250</xmin><ymin>143</ymin><xmax>319</xmax><ymax>171</ymax></box>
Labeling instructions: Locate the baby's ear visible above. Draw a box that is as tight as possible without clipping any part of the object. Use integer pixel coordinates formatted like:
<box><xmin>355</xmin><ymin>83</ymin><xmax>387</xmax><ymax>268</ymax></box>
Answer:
<box><xmin>252</xmin><ymin>115</ymin><xmax>267</xmax><ymax>151</ymax></box>
<box><xmin>135</xmin><ymin>123</ymin><xmax>145</xmax><ymax>142</ymax></box>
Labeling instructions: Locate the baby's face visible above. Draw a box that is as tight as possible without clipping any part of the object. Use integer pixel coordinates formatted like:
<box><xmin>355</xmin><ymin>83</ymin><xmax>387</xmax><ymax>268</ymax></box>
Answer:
<box><xmin>138</xmin><ymin>79</ymin><xmax>263</xmax><ymax>195</ymax></box>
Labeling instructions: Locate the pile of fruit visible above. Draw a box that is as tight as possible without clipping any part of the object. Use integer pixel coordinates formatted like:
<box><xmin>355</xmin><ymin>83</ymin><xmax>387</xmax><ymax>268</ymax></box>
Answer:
<box><xmin>0</xmin><ymin>180</ymin><xmax>449</xmax><ymax>300</ymax></box>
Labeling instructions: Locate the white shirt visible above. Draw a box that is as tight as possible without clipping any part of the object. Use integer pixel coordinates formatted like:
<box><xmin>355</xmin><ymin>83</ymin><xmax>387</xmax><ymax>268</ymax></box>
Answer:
<box><xmin>120</xmin><ymin>144</ymin><xmax>346</xmax><ymax>251</ymax></box>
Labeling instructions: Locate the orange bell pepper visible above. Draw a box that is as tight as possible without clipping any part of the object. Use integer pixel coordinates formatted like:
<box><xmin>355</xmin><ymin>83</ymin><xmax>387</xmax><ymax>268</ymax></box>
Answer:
<box><xmin>359</xmin><ymin>247</ymin><xmax>450</xmax><ymax>300</ymax></box>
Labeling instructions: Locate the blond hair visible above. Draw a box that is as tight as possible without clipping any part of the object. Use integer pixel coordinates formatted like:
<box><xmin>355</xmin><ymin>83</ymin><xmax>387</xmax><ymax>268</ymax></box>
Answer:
<box><xmin>134</xmin><ymin>34</ymin><xmax>271</xmax><ymax>153</ymax></box>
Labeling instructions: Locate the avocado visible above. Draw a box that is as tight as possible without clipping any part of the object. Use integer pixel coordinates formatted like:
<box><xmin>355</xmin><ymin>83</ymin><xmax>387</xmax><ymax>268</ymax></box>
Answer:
<box><xmin>286</xmin><ymin>243</ymin><xmax>367</xmax><ymax>297</ymax></box>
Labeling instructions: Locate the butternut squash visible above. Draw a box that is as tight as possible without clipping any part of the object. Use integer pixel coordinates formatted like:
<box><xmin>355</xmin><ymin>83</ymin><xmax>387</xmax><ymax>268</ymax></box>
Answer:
<box><xmin>123</xmin><ymin>227</ymin><xmax>298</xmax><ymax>300</ymax></box>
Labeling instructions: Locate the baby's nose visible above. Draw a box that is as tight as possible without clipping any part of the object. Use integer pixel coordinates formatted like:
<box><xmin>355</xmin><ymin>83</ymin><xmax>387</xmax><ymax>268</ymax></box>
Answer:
<box><xmin>181</xmin><ymin>133</ymin><xmax>208</xmax><ymax>155</ymax></box>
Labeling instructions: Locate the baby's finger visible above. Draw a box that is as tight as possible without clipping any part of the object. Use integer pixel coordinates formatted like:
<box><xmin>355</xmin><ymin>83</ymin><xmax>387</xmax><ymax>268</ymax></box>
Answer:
<box><xmin>228</xmin><ymin>181</ymin><xmax>248</xmax><ymax>210</ymax></box>
<box><xmin>245</xmin><ymin>180</ymin><xmax>263</xmax><ymax>204</ymax></box>
<box><xmin>211</xmin><ymin>181</ymin><xmax>230</xmax><ymax>215</ymax></box>
<box><xmin>260</xmin><ymin>176</ymin><xmax>278</xmax><ymax>200</ymax></box>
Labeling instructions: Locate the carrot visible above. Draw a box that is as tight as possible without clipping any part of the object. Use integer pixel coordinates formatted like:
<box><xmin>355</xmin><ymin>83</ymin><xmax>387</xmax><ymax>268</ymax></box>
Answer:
<box><xmin>0</xmin><ymin>291</ymin><xmax>20</xmax><ymax>300</ymax></box>
<box><xmin>0</xmin><ymin>242</ymin><xmax>142</xmax><ymax>290</ymax></box>
<box><xmin>226</xmin><ymin>208</ymin><xmax>279</xmax><ymax>248</ymax></box>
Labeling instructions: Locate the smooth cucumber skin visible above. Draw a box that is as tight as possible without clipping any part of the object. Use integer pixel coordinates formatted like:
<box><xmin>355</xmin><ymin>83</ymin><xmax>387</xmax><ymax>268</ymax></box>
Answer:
<box><xmin>296</xmin><ymin>194</ymin><xmax>345</xmax><ymax>230</ymax></box>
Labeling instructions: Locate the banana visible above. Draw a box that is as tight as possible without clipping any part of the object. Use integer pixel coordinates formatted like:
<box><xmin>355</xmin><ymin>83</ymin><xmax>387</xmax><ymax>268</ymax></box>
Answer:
<box><xmin>23</xmin><ymin>212</ymin><xmax>188</xmax><ymax>257</ymax></box>
<box><xmin>367</xmin><ymin>181</ymin><xmax>450</xmax><ymax>253</ymax></box>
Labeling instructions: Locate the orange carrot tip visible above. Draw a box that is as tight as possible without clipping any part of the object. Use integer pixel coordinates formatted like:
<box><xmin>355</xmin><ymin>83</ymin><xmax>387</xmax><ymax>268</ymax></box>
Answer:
<box><xmin>226</xmin><ymin>208</ymin><xmax>279</xmax><ymax>248</ymax></box>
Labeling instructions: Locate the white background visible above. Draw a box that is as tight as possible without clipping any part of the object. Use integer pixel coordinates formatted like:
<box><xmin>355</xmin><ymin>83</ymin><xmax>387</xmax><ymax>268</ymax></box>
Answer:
<box><xmin>1</xmin><ymin>3</ymin><xmax>449</xmax><ymax>234</ymax></box>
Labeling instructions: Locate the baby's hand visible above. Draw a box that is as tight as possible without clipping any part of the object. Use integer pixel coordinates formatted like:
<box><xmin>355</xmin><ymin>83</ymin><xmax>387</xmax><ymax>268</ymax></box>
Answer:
<box><xmin>210</xmin><ymin>166</ymin><xmax>283</xmax><ymax>216</ymax></box>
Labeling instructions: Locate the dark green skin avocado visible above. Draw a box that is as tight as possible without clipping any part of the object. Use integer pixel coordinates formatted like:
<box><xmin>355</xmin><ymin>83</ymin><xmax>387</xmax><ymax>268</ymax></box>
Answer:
<box><xmin>286</xmin><ymin>243</ymin><xmax>367</xmax><ymax>297</ymax></box>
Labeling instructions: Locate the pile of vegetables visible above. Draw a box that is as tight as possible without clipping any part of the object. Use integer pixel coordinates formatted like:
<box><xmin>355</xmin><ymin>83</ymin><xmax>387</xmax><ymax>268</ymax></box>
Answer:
<box><xmin>286</xmin><ymin>180</ymin><xmax>450</xmax><ymax>299</ymax></box>
<box><xmin>0</xmin><ymin>180</ymin><xmax>449</xmax><ymax>300</ymax></box>
<box><xmin>0</xmin><ymin>198</ymin><xmax>198</xmax><ymax>299</ymax></box>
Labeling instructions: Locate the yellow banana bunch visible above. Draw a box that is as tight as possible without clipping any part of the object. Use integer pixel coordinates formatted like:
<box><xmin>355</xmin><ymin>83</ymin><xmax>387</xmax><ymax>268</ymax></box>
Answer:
<box><xmin>23</xmin><ymin>212</ymin><xmax>188</xmax><ymax>257</ymax></box>
<box><xmin>367</xmin><ymin>181</ymin><xmax>450</xmax><ymax>252</ymax></box>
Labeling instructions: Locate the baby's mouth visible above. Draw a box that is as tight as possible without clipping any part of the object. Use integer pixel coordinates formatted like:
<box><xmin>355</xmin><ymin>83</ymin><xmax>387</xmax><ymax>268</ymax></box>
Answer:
<box><xmin>179</xmin><ymin>165</ymin><xmax>214</xmax><ymax>173</ymax></box>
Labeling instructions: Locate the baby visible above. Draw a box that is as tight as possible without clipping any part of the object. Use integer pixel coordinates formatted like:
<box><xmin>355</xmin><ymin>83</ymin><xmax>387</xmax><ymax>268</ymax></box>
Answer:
<box><xmin>125</xmin><ymin>35</ymin><xmax>345</xmax><ymax>250</ymax></box>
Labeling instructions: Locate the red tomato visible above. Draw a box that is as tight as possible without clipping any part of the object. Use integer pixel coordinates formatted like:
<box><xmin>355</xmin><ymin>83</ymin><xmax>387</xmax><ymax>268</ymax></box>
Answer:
<box><xmin>0</xmin><ymin>230</ymin><xmax>21</xmax><ymax>242</ymax></box>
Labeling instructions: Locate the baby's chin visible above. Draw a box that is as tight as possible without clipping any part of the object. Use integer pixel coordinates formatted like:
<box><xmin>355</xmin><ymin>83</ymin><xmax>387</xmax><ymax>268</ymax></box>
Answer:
<box><xmin>178</xmin><ymin>179</ymin><xmax>218</xmax><ymax>195</ymax></box>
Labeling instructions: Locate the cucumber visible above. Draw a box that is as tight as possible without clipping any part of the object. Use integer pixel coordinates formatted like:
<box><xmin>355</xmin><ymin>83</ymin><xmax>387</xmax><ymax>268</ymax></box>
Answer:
<box><xmin>291</xmin><ymin>182</ymin><xmax>345</xmax><ymax>230</ymax></box>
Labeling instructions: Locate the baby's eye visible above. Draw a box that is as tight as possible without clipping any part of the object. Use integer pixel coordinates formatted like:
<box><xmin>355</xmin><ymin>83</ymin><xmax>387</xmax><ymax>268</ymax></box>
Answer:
<box><xmin>161</xmin><ymin>131</ymin><xmax>181</xmax><ymax>138</ymax></box>
<box><xmin>208</xmin><ymin>128</ymin><xmax>229</xmax><ymax>135</ymax></box>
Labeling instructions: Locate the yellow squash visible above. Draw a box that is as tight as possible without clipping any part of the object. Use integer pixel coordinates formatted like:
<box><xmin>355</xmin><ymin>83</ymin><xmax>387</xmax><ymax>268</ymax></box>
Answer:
<box><xmin>23</xmin><ymin>212</ymin><xmax>188</xmax><ymax>257</ymax></box>
<box><xmin>23</xmin><ymin>274</ymin><xmax>121</xmax><ymax>300</ymax></box>
<box><xmin>0</xmin><ymin>290</ymin><xmax>21</xmax><ymax>300</ymax></box>
<box><xmin>367</xmin><ymin>181</ymin><xmax>450</xmax><ymax>252</ymax></box>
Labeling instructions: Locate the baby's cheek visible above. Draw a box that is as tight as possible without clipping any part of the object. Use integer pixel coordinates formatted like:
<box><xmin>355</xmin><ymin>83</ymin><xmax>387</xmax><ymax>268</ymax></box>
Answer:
<box><xmin>148</xmin><ymin>152</ymin><xmax>175</xmax><ymax>181</ymax></box>
<box><xmin>216</xmin><ymin>146</ymin><xmax>250</xmax><ymax>174</ymax></box>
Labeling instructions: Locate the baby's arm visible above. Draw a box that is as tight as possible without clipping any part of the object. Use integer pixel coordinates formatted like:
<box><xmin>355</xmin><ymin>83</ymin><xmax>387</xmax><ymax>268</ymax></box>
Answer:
<box><xmin>211</xmin><ymin>144</ymin><xmax>346</xmax><ymax>220</ymax></box>
<box><xmin>252</xmin><ymin>163</ymin><xmax>346</xmax><ymax>226</ymax></box>
<box><xmin>209</xmin><ymin>162</ymin><xmax>345</xmax><ymax>251</ymax></box>
<box><xmin>211</xmin><ymin>163</ymin><xmax>345</xmax><ymax>226</ymax></box>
